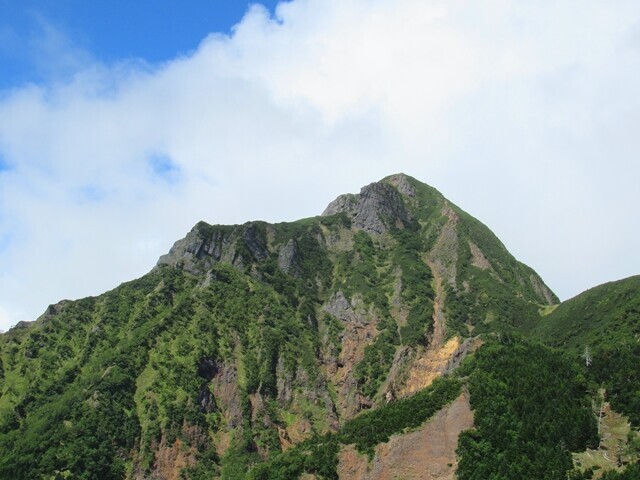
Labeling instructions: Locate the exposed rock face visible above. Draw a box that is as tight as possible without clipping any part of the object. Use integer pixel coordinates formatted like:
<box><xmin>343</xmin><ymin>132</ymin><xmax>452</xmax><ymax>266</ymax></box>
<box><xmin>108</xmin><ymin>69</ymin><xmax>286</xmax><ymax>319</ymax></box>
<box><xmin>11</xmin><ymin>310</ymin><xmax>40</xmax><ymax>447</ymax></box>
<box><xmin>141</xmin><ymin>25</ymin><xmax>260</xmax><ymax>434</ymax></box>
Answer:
<box><xmin>276</xmin><ymin>355</ymin><xmax>294</xmax><ymax>405</ymax></box>
<box><xmin>277</xmin><ymin>239</ymin><xmax>299</xmax><ymax>275</ymax></box>
<box><xmin>427</xmin><ymin>204</ymin><xmax>459</xmax><ymax>288</ymax></box>
<box><xmin>322</xmin><ymin>291</ymin><xmax>380</xmax><ymax>417</ymax></box>
<box><xmin>156</xmin><ymin>222</ymin><xmax>230</xmax><ymax>274</ymax></box>
<box><xmin>36</xmin><ymin>300</ymin><xmax>71</xmax><ymax>323</ymax></box>
<box><xmin>529</xmin><ymin>273</ymin><xmax>557</xmax><ymax>305</ymax></box>
<box><xmin>242</xmin><ymin>223</ymin><xmax>269</xmax><ymax>262</ymax></box>
<box><xmin>384</xmin><ymin>173</ymin><xmax>416</xmax><ymax>198</ymax></box>
<box><xmin>156</xmin><ymin>222</ymin><xmax>270</xmax><ymax>274</ymax></box>
<box><xmin>468</xmin><ymin>240</ymin><xmax>495</xmax><ymax>272</ymax></box>
<box><xmin>322</xmin><ymin>181</ymin><xmax>412</xmax><ymax>235</ymax></box>
<box><xmin>211</xmin><ymin>363</ymin><xmax>243</xmax><ymax>432</ymax></box>
<box><xmin>197</xmin><ymin>383</ymin><xmax>217</xmax><ymax>414</ymax></box>
<box><xmin>323</xmin><ymin>291</ymin><xmax>359</xmax><ymax>324</ymax></box>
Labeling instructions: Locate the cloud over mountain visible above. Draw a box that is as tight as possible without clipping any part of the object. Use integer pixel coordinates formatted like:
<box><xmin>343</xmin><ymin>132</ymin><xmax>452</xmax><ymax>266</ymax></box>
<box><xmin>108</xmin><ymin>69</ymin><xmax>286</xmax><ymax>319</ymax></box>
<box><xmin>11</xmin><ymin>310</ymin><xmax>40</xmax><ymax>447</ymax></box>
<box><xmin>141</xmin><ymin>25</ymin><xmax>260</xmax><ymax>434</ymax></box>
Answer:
<box><xmin>1</xmin><ymin>0</ymin><xmax>639</xmax><ymax>329</ymax></box>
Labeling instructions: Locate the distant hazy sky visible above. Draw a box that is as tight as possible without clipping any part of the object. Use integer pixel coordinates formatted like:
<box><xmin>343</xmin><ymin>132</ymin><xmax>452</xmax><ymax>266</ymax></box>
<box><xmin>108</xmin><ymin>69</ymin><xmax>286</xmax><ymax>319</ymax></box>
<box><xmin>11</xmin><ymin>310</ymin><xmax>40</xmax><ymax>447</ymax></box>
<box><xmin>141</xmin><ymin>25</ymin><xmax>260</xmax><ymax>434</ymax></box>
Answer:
<box><xmin>1</xmin><ymin>0</ymin><xmax>639</xmax><ymax>331</ymax></box>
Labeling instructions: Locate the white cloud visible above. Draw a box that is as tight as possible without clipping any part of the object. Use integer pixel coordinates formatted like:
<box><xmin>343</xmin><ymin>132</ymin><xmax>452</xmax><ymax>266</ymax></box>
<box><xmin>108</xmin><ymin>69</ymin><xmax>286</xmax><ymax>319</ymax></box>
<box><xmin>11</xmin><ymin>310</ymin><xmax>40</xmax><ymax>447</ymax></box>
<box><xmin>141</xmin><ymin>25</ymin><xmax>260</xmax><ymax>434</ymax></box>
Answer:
<box><xmin>0</xmin><ymin>305</ymin><xmax>11</xmax><ymax>334</ymax></box>
<box><xmin>0</xmin><ymin>0</ymin><xmax>639</xmax><ymax>330</ymax></box>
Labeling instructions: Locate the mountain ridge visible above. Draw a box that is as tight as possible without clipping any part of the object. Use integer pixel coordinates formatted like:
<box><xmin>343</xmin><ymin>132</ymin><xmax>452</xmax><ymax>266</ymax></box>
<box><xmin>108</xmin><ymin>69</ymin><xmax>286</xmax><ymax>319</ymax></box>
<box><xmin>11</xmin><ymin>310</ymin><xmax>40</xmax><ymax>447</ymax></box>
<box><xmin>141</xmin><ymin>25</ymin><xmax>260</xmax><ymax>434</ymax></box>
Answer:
<box><xmin>0</xmin><ymin>173</ymin><xmax>636</xmax><ymax>480</ymax></box>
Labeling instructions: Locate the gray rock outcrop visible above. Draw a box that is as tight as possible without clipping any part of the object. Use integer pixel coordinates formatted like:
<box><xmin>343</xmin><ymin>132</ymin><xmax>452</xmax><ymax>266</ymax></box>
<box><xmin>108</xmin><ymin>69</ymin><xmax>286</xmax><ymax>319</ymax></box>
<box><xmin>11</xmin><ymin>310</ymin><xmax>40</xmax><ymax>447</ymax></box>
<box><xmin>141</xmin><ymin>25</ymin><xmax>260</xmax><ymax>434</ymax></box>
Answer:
<box><xmin>322</xmin><ymin>181</ymin><xmax>412</xmax><ymax>235</ymax></box>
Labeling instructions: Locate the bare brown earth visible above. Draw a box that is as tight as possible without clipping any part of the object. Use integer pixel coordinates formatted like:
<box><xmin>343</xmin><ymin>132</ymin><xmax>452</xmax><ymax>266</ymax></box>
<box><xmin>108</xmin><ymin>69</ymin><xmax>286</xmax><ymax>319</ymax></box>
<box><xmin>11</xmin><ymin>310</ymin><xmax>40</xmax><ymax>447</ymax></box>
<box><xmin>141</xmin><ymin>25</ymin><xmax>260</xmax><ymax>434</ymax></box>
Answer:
<box><xmin>399</xmin><ymin>337</ymin><xmax>461</xmax><ymax>397</ymax></box>
<box><xmin>398</xmin><ymin>255</ymin><xmax>481</xmax><ymax>398</ymax></box>
<box><xmin>151</xmin><ymin>437</ymin><xmax>196</xmax><ymax>480</ymax></box>
<box><xmin>337</xmin><ymin>391</ymin><xmax>474</xmax><ymax>480</ymax></box>
<box><xmin>397</xmin><ymin>254</ymin><xmax>453</xmax><ymax>397</ymax></box>
<box><xmin>147</xmin><ymin>423</ymin><xmax>207</xmax><ymax>480</ymax></box>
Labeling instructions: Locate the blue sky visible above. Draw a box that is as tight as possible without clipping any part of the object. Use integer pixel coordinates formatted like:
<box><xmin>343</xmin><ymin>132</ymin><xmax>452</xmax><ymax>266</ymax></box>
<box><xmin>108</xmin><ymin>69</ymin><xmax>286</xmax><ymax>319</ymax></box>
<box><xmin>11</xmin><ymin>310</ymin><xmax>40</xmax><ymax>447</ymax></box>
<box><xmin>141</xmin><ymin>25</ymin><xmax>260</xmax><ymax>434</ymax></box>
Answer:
<box><xmin>0</xmin><ymin>0</ymin><xmax>639</xmax><ymax>331</ymax></box>
<box><xmin>0</xmin><ymin>1</ymin><xmax>279</xmax><ymax>89</ymax></box>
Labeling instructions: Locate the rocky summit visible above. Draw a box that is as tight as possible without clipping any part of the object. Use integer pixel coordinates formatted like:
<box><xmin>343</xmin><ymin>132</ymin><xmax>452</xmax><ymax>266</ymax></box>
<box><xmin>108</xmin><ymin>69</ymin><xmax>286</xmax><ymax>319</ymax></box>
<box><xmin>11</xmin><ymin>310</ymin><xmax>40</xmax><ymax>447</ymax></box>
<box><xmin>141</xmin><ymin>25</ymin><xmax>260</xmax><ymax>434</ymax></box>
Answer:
<box><xmin>0</xmin><ymin>174</ymin><xmax>637</xmax><ymax>480</ymax></box>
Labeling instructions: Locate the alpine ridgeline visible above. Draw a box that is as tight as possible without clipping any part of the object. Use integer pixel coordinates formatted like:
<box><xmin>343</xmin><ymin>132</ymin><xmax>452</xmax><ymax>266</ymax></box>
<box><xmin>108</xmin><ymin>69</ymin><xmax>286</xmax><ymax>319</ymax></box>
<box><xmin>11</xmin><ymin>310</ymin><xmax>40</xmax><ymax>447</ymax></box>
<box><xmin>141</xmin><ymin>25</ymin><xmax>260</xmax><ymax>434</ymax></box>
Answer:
<box><xmin>2</xmin><ymin>173</ymin><xmax>636</xmax><ymax>480</ymax></box>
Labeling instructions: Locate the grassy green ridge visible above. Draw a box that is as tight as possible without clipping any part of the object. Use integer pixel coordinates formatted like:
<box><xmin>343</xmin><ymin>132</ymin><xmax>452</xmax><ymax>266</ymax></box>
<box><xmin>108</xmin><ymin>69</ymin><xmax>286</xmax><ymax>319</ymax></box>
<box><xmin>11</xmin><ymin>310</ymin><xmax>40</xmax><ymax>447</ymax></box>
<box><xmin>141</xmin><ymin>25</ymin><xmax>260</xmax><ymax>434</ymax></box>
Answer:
<box><xmin>532</xmin><ymin>275</ymin><xmax>640</xmax><ymax>349</ymax></box>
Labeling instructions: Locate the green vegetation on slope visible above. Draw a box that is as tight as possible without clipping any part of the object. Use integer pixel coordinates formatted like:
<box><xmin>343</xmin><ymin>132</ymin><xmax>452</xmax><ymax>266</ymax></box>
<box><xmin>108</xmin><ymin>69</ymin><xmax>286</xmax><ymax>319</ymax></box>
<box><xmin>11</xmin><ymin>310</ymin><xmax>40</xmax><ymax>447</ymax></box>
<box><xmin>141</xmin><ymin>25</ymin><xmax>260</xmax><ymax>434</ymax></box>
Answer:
<box><xmin>0</xmin><ymin>259</ymin><xmax>330</xmax><ymax>479</ymax></box>
<box><xmin>0</xmin><ymin>270</ymin><xmax>174</xmax><ymax>479</ymax></box>
<box><xmin>590</xmin><ymin>344</ymin><xmax>640</xmax><ymax>426</ymax></box>
<box><xmin>394</xmin><ymin>175</ymin><xmax>556</xmax><ymax>337</ymax></box>
<box><xmin>532</xmin><ymin>276</ymin><xmax>640</xmax><ymax>426</ymax></box>
<box><xmin>456</xmin><ymin>337</ymin><xmax>598</xmax><ymax>480</ymax></box>
<box><xmin>533</xmin><ymin>275</ymin><xmax>640</xmax><ymax>349</ymax></box>
<box><xmin>444</xmin><ymin>209</ymin><xmax>553</xmax><ymax>336</ymax></box>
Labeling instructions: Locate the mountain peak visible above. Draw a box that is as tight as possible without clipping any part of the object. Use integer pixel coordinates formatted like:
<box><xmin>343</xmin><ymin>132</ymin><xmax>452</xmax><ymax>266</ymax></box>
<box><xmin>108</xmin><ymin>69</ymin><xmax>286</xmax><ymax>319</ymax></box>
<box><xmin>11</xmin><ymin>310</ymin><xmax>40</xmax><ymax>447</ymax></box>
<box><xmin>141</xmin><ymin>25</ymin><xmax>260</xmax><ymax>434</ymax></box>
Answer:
<box><xmin>321</xmin><ymin>173</ymin><xmax>422</xmax><ymax>234</ymax></box>
<box><xmin>157</xmin><ymin>173</ymin><xmax>556</xmax><ymax>310</ymax></box>
<box><xmin>382</xmin><ymin>173</ymin><xmax>417</xmax><ymax>196</ymax></box>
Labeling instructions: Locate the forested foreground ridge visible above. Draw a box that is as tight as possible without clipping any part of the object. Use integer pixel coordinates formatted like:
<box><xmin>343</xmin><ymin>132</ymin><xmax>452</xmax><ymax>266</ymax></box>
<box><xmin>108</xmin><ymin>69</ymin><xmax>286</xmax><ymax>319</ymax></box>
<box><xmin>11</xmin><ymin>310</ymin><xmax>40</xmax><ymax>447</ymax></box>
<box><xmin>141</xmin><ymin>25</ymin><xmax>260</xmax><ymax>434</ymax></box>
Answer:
<box><xmin>0</xmin><ymin>174</ymin><xmax>637</xmax><ymax>479</ymax></box>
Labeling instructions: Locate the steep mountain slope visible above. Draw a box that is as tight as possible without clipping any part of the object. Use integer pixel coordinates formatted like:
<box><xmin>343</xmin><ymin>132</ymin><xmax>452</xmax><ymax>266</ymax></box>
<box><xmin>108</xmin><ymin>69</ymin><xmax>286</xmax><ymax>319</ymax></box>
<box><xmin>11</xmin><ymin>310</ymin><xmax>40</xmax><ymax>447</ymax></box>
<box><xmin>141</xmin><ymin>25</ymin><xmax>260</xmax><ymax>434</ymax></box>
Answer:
<box><xmin>527</xmin><ymin>276</ymin><xmax>640</xmax><ymax>480</ymax></box>
<box><xmin>250</xmin><ymin>338</ymin><xmax>601</xmax><ymax>480</ymax></box>
<box><xmin>532</xmin><ymin>275</ymin><xmax>640</xmax><ymax>429</ymax></box>
<box><xmin>0</xmin><ymin>174</ymin><xmax>563</xmax><ymax>479</ymax></box>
